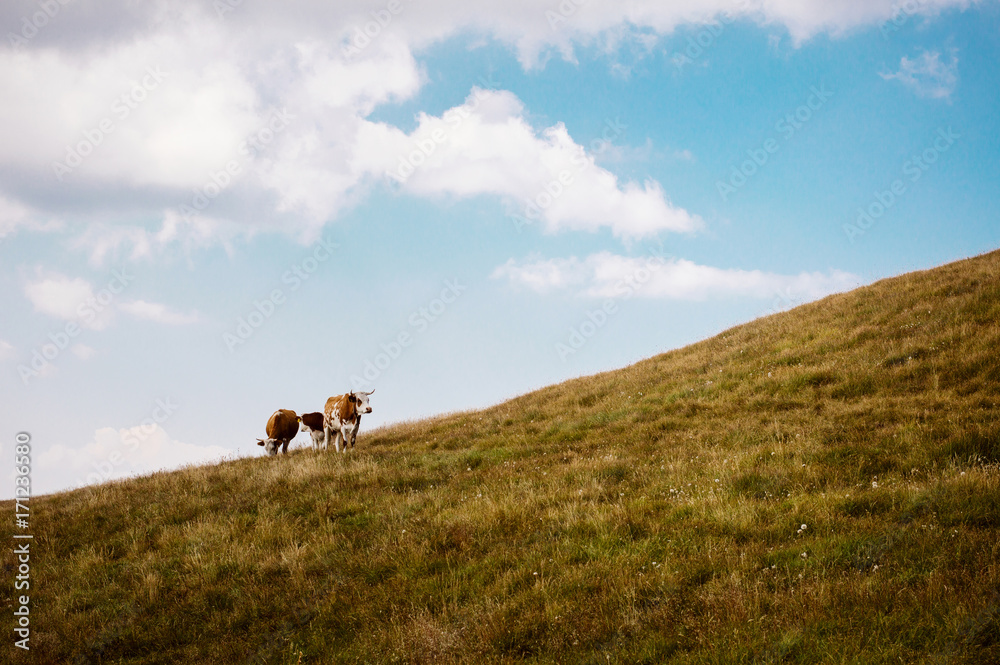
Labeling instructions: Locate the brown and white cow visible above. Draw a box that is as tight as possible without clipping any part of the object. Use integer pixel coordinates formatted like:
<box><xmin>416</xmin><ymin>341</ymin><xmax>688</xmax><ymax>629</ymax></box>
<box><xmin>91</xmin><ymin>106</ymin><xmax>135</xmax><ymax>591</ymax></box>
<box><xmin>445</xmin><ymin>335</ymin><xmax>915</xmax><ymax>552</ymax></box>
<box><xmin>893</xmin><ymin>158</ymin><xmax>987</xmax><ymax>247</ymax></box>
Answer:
<box><xmin>299</xmin><ymin>412</ymin><xmax>326</xmax><ymax>451</ymax></box>
<box><xmin>257</xmin><ymin>408</ymin><xmax>299</xmax><ymax>456</ymax></box>
<box><xmin>323</xmin><ymin>391</ymin><xmax>373</xmax><ymax>453</ymax></box>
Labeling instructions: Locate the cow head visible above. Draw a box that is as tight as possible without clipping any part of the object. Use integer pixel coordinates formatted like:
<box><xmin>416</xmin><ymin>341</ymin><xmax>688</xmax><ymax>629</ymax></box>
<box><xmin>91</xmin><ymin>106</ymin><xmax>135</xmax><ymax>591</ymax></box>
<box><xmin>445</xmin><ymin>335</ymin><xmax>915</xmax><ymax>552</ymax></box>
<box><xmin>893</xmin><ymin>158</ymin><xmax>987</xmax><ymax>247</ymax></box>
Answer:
<box><xmin>350</xmin><ymin>390</ymin><xmax>374</xmax><ymax>415</ymax></box>
<box><xmin>257</xmin><ymin>438</ymin><xmax>280</xmax><ymax>456</ymax></box>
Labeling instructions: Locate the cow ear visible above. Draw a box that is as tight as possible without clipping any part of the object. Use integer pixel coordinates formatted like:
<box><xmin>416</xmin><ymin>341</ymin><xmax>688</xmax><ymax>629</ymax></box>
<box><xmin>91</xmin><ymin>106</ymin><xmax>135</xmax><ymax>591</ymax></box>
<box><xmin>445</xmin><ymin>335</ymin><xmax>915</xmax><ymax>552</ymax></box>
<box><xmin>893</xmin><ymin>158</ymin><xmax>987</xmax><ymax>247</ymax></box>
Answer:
<box><xmin>348</xmin><ymin>394</ymin><xmax>356</xmax><ymax>403</ymax></box>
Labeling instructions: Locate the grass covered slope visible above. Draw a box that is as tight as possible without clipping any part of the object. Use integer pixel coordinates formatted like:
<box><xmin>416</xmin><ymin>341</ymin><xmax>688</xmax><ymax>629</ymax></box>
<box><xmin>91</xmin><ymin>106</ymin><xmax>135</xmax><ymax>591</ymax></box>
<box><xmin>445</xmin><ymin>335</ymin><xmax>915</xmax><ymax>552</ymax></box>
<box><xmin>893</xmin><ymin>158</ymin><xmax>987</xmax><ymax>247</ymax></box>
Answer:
<box><xmin>6</xmin><ymin>250</ymin><xmax>1000</xmax><ymax>664</ymax></box>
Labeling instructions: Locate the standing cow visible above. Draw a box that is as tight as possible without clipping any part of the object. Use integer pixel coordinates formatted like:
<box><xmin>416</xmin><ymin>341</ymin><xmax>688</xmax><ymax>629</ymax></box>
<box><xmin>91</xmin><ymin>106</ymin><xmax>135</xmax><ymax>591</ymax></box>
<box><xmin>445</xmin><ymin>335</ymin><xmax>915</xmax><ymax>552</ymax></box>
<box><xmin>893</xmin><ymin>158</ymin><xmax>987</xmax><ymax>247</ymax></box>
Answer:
<box><xmin>257</xmin><ymin>409</ymin><xmax>299</xmax><ymax>456</ymax></box>
<box><xmin>323</xmin><ymin>390</ymin><xmax>373</xmax><ymax>453</ymax></box>
<box><xmin>299</xmin><ymin>412</ymin><xmax>326</xmax><ymax>451</ymax></box>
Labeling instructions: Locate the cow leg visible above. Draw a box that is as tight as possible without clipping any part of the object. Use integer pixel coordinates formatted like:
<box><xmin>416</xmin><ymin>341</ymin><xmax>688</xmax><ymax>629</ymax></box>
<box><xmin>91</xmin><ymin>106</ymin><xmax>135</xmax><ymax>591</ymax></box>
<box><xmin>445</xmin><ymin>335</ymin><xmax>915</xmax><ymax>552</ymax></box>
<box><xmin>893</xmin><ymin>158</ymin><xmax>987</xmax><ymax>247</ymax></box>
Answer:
<box><xmin>322</xmin><ymin>427</ymin><xmax>330</xmax><ymax>451</ymax></box>
<box><xmin>282</xmin><ymin>438</ymin><xmax>290</xmax><ymax>454</ymax></box>
<box><xmin>350</xmin><ymin>421</ymin><xmax>359</xmax><ymax>448</ymax></box>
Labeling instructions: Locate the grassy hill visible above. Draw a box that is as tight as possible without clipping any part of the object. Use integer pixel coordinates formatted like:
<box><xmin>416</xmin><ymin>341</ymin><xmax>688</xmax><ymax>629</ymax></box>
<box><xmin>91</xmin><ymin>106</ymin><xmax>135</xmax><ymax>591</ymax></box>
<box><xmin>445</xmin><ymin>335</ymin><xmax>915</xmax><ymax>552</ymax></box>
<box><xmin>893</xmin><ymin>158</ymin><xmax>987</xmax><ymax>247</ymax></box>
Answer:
<box><xmin>5</xmin><ymin>250</ymin><xmax>1000</xmax><ymax>664</ymax></box>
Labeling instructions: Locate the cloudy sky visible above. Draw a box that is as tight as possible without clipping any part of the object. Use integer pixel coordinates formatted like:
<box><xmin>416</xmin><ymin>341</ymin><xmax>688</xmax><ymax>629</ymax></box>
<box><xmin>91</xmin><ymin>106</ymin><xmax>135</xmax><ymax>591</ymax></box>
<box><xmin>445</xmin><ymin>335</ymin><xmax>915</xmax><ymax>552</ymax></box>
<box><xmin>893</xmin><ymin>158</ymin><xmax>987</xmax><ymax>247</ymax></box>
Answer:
<box><xmin>2</xmin><ymin>0</ymin><xmax>998</xmax><ymax>497</ymax></box>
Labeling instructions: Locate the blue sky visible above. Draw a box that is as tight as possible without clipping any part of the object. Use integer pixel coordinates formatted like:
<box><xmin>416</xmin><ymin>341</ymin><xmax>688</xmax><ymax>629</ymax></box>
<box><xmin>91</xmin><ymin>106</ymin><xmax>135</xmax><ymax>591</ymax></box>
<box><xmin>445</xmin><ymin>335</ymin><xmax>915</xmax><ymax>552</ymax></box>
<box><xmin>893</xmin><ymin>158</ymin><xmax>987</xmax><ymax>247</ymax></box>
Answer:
<box><xmin>1</xmin><ymin>0</ymin><xmax>998</xmax><ymax>497</ymax></box>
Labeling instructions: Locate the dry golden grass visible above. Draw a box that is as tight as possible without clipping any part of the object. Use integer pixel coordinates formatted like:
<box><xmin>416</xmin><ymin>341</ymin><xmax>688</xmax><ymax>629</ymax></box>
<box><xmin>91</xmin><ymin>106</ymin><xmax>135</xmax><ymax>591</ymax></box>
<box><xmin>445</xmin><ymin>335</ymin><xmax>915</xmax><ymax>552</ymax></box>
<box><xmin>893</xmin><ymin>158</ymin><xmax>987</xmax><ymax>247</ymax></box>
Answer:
<box><xmin>2</xmin><ymin>249</ymin><xmax>999</xmax><ymax>664</ymax></box>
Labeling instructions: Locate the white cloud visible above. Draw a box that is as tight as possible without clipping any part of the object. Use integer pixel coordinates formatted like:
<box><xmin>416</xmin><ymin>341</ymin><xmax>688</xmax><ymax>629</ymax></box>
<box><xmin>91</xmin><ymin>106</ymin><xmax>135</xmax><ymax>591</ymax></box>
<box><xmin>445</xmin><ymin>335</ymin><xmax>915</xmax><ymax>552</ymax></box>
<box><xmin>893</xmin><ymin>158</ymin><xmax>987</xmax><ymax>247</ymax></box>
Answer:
<box><xmin>23</xmin><ymin>269</ymin><xmax>196</xmax><ymax>330</ymax></box>
<box><xmin>0</xmin><ymin>196</ymin><xmax>60</xmax><ymax>239</ymax></box>
<box><xmin>431</xmin><ymin>0</ymin><xmax>974</xmax><ymax>66</ymax></box>
<box><xmin>293</xmin><ymin>37</ymin><xmax>423</xmax><ymax>115</ymax></box>
<box><xmin>493</xmin><ymin>252</ymin><xmax>862</xmax><ymax>301</ymax></box>
<box><xmin>119</xmin><ymin>299</ymin><xmax>198</xmax><ymax>325</ymax></box>
<box><xmin>71</xmin><ymin>343</ymin><xmax>97</xmax><ymax>360</ymax></box>
<box><xmin>0</xmin><ymin>195</ymin><xmax>29</xmax><ymax>231</ymax></box>
<box><xmin>72</xmin><ymin>214</ymin><xmax>252</xmax><ymax>267</ymax></box>
<box><xmin>0</xmin><ymin>0</ymin><xmax>980</xmax><ymax>254</ymax></box>
<box><xmin>0</xmin><ymin>17</ymin><xmax>260</xmax><ymax>189</ymax></box>
<box><xmin>492</xmin><ymin>255</ymin><xmax>590</xmax><ymax>294</ymax></box>
<box><xmin>357</xmin><ymin>88</ymin><xmax>702</xmax><ymax>238</ymax></box>
<box><xmin>367</xmin><ymin>0</ymin><xmax>973</xmax><ymax>67</ymax></box>
<box><xmin>70</xmin><ymin>225</ymin><xmax>156</xmax><ymax>266</ymax></box>
<box><xmin>0</xmin><ymin>339</ymin><xmax>15</xmax><ymax>361</ymax></box>
<box><xmin>880</xmin><ymin>49</ymin><xmax>959</xmax><ymax>99</ymax></box>
<box><xmin>0</xmin><ymin>23</ymin><xmax>424</xmax><ymax>253</ymax></box>
<box><xmin>248</xmin><ymin>40</ymin><xmax>422</xmax><ymax>227</ymax></box>
<box><xmin>35</xmin><ymin>424</ymin><xmax>231</xmax><ymax>496</ymax></box>
<box><xmin>23</xmin><ymin>271</ymin><xmax>114</xmax><ymax>330</ymax></box>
